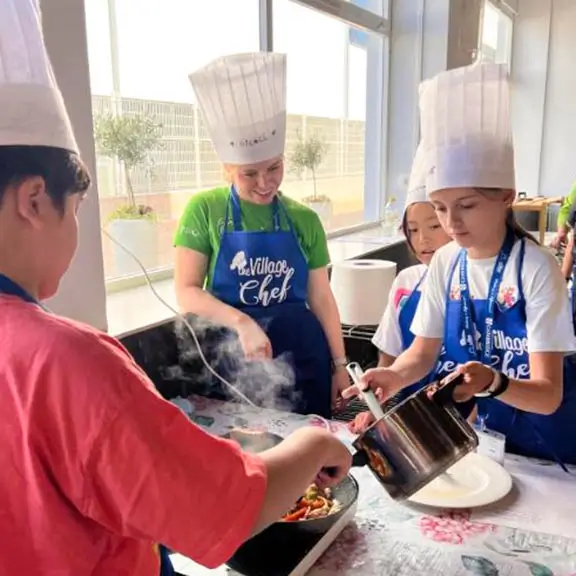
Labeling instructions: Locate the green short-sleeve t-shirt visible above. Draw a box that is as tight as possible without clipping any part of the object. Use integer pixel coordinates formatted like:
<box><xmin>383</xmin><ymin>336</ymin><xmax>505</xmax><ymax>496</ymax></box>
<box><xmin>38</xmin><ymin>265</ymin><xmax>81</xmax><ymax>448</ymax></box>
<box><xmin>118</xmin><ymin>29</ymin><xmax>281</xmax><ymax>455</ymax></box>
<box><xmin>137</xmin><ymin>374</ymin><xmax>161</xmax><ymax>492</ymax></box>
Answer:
<box><xmin>174</xmin><ymin>186</ymin><xmax>330</xmax><ymax>288</ymax></box>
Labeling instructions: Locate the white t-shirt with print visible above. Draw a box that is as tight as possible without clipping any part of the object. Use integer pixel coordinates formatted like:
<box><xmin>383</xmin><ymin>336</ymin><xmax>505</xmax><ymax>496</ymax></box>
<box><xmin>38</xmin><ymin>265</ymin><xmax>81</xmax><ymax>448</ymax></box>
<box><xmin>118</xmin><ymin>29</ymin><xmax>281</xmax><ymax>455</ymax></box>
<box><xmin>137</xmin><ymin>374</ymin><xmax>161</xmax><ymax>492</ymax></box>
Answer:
<box><xmin>411</xmin><ymin>240</ymin><xmax>576</xmax><ymax>354</ymax></box>
<box><xmin>372</xmin><ymin>264</ymin><xmax>427</xmax><ymax>357</ymax></box>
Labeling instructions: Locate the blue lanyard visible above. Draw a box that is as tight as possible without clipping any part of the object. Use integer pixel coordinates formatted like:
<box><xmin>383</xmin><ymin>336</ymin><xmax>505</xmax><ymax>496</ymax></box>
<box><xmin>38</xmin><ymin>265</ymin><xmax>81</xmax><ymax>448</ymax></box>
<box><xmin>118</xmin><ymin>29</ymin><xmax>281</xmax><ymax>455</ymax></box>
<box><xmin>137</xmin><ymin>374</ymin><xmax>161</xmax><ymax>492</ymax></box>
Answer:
<box><xmin>415</xmin><ymin>269</ymin><xmax>427</xmax><ymax>291</ymax></box>
<box><xmin>229</xmin><ymin>186</ymin><xmax>281</xmax><ymax>232</ymax></box>
<box><xmin>458</xmin><ymin>227</ymin><xmax>515</xmax><ymax>363</ymax></box>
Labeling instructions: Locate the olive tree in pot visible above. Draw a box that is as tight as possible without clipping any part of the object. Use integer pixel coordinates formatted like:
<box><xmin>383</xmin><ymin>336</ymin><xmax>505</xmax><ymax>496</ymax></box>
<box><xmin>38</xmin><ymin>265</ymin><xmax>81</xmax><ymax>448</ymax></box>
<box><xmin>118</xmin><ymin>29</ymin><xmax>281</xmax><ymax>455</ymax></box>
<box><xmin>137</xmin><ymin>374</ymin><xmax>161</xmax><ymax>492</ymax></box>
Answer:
<box><xmin>289</xmin><ymin>132</ymin><xmax>332</xmax><ymax>223</ymax></box>
<box><xmin>94</xmin><ymin>113</ymin><xmax>163</xmax><ymax>276</ymax></box>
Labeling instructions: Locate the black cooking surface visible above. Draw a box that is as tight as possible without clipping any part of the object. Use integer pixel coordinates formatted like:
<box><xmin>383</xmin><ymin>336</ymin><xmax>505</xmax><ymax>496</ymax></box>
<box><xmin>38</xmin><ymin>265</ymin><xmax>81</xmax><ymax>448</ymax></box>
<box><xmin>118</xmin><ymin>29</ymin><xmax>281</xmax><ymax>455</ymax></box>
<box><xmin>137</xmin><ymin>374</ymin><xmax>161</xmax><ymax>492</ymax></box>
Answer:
<box><xmin>333</xmin><ymin>396</ymin><xmax>401</xmax><ymax>423</ymax></box>
<box><xmin>225</xmin><ymin>528</ymin><xmax>324</xmax><ymax>576</ymax></box>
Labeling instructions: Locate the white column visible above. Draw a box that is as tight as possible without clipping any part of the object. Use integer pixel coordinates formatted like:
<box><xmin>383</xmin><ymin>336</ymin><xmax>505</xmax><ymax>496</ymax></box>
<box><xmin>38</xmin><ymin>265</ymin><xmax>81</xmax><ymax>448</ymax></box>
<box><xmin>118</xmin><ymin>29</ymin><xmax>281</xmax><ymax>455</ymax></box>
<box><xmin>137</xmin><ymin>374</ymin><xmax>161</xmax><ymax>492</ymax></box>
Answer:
<box><xmin>41</xmin><ymin>0</ymin><xmax>108</xmax><ymax>331</ymax></box>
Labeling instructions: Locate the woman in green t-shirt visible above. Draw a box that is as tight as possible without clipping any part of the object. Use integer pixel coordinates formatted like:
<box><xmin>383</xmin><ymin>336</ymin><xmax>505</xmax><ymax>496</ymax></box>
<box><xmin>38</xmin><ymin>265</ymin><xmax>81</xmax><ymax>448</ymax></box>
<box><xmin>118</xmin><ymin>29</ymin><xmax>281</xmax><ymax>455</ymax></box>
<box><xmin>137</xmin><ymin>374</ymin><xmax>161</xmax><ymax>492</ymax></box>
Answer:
<box><xmin>174</xmin><ymin>52</ymin><xmax>349</xmax><ymax>418</ymax></box>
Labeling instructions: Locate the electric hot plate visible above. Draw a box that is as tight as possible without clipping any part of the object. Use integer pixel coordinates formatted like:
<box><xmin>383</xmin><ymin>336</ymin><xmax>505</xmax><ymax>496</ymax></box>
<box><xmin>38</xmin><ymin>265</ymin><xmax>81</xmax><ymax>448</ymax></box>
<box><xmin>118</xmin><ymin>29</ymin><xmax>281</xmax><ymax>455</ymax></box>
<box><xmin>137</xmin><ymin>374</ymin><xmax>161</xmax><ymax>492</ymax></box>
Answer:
<box><xmin>170</xmin><ymin>500</ymin><xmax>357</xmax><ymax>576</ymax></box>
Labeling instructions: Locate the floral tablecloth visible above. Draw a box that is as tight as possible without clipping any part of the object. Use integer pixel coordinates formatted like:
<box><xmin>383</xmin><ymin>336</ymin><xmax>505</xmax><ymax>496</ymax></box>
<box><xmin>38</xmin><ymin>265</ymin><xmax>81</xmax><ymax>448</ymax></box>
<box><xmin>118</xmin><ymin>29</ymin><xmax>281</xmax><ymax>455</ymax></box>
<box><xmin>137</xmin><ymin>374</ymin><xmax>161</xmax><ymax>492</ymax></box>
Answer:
<box><xmin>182</xmin><ymin>396</ymin><xmax>576</xmax><ymax>576</ymax></box>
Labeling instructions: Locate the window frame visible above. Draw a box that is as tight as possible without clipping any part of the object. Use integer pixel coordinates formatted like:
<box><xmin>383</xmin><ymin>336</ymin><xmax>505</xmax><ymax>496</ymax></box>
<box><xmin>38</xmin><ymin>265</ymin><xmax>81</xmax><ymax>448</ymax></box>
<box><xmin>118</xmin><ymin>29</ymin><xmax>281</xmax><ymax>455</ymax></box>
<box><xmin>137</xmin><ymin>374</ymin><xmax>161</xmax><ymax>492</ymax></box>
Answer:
<box><xmin>481</xmin><ymin>0</ymin><xmax>515</xmax><ymax>71</ymax></box>
<box><xmin>41</xmin><ymin>0</ymin><xmax>391</xmax><ymax>328</ymax></box>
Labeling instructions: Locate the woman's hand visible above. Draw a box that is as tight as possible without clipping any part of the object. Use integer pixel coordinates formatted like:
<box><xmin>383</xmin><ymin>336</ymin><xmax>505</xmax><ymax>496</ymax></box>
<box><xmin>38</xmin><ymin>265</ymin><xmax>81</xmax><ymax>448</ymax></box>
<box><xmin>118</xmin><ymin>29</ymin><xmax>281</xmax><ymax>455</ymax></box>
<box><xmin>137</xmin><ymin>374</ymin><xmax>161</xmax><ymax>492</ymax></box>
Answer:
<box><xmin>331</xmin><ymin>366</ymin><xmax>350</xmax><ymax>411</ymax></box>
<box><xmin>453</xmin><ymin>362</ymin><xmax>494</xmax><ymax>401</ymax></box>
<box><xmin>235</xmin><ymin>316</ymin><xmax>273</xmax><ymax>360</ymax></box>
<box><xmin>551</xmin><ymin>228</ymin><xmax>567</xmax><ymax>250</ymax></box>
<box><xmin>342</xmin><ymin>367</ymin><xmax>404</xmax><ymax>402</ymax></box>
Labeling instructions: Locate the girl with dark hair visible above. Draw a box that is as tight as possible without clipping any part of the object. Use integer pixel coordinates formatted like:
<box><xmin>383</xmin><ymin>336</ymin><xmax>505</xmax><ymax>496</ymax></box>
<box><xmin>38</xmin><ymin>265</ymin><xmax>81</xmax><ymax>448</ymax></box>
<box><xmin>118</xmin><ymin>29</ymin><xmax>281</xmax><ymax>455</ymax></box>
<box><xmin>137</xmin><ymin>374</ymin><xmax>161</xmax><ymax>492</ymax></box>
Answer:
<box><xmin>349</xmin><ymin>165</ymin><xmax>452</xmax><ymax>433</ymax></box>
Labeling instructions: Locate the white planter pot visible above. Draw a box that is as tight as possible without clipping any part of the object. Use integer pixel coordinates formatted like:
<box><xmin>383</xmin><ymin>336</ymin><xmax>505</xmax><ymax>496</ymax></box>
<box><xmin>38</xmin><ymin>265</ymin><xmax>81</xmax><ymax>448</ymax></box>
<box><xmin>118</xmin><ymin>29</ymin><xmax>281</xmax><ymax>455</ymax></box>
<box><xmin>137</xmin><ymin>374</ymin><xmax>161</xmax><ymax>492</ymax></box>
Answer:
<box><xmin>108</xmin><ymin>218</ymin><xmax>159</xmax><ymax>276</ymax></box>
<box><xmin>305</xmin><ymin>199</ymin><xmax>333</xmax><ymax>224</ymax></box>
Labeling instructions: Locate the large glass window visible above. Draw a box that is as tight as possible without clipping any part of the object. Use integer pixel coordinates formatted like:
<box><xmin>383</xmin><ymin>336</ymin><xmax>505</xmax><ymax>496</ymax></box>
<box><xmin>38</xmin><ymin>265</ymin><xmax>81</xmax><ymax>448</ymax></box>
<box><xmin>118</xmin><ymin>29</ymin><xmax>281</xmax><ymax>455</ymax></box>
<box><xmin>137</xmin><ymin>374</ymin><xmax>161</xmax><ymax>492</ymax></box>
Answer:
<box><xmin>274</xmin><ymin>0</ymin><xmax>372</xmax><ymax>232</ymax></box>
<box><xmin>86</xmin><ymin>0</ymin><xmax>260</xmax><ymax>282</ymax></box>
<box><xmin>480</xmin><ymin>1</ymin><xmax>514</xmax><ymax>69</ymax></box>
<box><xmin>85</xmin><ymin>0</ymin><xmax>389</xmax><ymax>285</ymax></box>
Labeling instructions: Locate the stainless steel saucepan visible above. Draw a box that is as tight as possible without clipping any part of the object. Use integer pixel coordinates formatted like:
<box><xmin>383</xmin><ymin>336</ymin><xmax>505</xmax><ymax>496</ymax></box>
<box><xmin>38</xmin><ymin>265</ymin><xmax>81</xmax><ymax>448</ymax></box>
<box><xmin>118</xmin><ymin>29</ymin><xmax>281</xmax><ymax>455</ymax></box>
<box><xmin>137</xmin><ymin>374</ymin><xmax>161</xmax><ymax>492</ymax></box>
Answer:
<box><xmin>340</xmin><ymin>363</ymin><xmax>479</xmax><ymax>500</ymax></box>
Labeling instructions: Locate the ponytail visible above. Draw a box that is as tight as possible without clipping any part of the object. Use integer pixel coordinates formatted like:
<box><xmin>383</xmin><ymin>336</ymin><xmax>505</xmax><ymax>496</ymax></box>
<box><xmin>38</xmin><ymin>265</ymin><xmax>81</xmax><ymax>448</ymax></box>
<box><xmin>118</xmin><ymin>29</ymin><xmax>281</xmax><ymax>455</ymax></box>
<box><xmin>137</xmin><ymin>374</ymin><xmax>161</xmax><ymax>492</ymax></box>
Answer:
<box><xmin>476</xmin><ymin>188</ymin><xmax>540</xmax><ymax>245</ymax></box>
<box><xmin>505</xmin><ymin>207</ymin><xmax>539</xmax><ymax>244</ymax></box>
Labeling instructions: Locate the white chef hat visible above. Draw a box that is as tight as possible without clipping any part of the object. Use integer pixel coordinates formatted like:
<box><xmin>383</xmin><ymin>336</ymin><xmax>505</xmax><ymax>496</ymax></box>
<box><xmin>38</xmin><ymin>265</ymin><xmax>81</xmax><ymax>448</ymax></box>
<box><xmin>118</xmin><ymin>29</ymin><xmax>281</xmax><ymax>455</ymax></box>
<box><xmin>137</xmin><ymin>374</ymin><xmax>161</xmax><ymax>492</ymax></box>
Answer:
<box><xmin>189</xmin><ymin>52</ymin><xmax>287</xmax><ymax>165</ymax></box>
<box><xmin>0</xmin><ymin>0</ymin><xmax>78</xmax><ymax>153</ymax></box>
<box><xmin>418</xmin><ymin>62</ymin><xmax>514</xmax><ymax>196</ymax></box>
<box><xmin>404</xmin><ymin>142</ymin><xmax>428</xmax><ymax>211</ymax></box>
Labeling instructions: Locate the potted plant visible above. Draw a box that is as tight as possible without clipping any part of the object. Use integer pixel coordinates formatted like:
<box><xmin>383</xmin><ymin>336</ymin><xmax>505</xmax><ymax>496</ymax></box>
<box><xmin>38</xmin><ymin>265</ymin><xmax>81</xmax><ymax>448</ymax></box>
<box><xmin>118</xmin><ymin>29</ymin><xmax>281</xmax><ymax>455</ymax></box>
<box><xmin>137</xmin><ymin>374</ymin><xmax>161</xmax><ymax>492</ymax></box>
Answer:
<box><xmin>94</xmin><ymin>112</ymin><xmax>163</xmax><ymax>276</ymax></box>
<box><xmin>289</xmin><ymin>132</ymin><xmax>332</xmax><ymax>223</ymax></box>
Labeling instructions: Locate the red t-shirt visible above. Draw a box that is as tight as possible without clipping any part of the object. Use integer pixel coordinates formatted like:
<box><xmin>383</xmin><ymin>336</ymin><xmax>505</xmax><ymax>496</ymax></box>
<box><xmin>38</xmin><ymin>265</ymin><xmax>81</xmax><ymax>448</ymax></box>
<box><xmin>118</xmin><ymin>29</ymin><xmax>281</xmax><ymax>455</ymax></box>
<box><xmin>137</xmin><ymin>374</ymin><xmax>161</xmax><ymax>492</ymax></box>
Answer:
<box><xmin>0</xmin><ymin>295</ymin><xmax>267</xmax><ymax>575</ymax></box>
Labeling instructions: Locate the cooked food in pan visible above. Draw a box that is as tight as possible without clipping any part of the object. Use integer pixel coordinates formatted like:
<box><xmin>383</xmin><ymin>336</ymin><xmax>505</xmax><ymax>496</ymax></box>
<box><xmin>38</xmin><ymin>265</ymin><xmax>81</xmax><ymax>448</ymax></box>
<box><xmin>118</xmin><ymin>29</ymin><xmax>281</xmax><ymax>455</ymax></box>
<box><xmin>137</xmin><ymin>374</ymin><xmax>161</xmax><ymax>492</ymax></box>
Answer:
<box><xmin>281</xmin><ymin>484</ymin><xmax>342</xmax><ymax>522</ymax></box>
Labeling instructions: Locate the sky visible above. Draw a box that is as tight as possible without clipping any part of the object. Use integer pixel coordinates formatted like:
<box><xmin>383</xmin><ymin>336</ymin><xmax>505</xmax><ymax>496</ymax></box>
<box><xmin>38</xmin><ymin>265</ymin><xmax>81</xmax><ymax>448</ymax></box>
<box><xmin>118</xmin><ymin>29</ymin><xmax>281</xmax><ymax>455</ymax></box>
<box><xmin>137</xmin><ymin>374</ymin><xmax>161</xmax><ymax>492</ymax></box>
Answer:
<box><xmin>84</xmin><ymin>0</ymin><xmax>369</xmax><ymax>120</ymax></box>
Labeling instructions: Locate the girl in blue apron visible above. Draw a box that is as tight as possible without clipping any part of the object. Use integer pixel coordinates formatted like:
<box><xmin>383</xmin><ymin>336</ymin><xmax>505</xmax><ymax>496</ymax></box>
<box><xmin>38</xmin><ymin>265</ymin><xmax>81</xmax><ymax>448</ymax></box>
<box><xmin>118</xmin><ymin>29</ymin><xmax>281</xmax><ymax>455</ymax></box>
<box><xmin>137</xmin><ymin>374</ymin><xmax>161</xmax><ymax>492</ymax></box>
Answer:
<box><xmin>348</xmin><ymin>62</ymin><xmax>576</xmax><ymax>466</ymax></box>
<box><xmin>176</xmin><ymin>53</ymin><xmax>349</xmax><ymax>418</ymax></box>
<box><xmin>349</xmin><ymin>187</ymin><xmax>452</xmax><ymax>433</ymax></box>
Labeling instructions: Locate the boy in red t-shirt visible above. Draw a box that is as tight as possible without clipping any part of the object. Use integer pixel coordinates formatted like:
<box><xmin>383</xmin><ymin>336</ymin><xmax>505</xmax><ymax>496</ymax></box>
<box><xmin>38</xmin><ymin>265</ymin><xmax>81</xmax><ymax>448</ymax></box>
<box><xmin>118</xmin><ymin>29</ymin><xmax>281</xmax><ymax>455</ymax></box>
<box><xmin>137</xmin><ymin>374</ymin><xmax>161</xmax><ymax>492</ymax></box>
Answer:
<box><xmin>0</xmin><ymin>2</ymin><xmax>352</xmax><ymax>574</ymax></box>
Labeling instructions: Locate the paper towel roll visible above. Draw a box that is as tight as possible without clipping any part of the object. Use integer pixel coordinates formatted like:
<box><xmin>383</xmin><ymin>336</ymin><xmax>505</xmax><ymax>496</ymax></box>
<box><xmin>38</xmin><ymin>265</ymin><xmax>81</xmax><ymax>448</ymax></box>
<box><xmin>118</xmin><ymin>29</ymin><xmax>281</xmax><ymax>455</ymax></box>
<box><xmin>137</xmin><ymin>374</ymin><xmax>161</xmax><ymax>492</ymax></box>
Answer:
<box><xmin>331</xmin><ymin>259</ymin><xmax>397</xmax><ymax>326</ymax></box>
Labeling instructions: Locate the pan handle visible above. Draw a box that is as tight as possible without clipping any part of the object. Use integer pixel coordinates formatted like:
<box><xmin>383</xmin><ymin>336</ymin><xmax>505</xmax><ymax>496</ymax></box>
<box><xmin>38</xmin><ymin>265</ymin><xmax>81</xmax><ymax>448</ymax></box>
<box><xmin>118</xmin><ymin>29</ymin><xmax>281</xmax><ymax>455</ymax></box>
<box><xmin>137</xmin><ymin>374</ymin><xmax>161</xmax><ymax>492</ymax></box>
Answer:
<box><xmin>429</xmin><ymin>372</ymin><xmax>476</xmax><ymax>419</ymax></box>
<box><xmin>429</xmin><ymin>372</ymin><xmax>464</xmax><ymax>405</ymax></box>
<box><xmin>346</xmin><ymin>362</ymin><xmax>385</xmax><ymax>420</ymax></box>
<box><xmin>321</xmin><ymin>451</ymin><xmax>368</xmax><ymax>478</ymax></box>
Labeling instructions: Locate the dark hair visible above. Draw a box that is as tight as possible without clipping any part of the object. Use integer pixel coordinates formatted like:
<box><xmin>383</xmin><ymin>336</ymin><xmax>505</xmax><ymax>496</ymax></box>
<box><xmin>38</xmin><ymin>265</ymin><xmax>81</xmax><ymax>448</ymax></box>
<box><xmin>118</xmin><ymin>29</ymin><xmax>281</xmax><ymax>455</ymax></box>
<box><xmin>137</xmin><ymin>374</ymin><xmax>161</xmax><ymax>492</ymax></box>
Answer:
<box><xmin>400</xmin><ymin>209</ymin><xmax>416</xmax><ymax>255</ymax></box>
<box><xmin>0</xmin><ymin>145</ymin><xmax>91</xmax><ymax>213</ymax></box>
<box><xmin>476</xmin><ymin>188</ymin><xmax>539</xmax><ymax>245</ymax></box>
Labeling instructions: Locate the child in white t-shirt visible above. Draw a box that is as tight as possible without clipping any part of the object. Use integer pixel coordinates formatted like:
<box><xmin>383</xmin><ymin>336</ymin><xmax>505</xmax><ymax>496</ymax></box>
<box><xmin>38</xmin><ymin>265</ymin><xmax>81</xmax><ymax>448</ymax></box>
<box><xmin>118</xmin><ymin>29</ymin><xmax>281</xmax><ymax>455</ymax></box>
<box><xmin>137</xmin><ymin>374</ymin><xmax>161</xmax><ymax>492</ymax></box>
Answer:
<box><xmin>346</xmin><ymin>62</ymin><xmax>576</xmax><ymax>465</ymax></box>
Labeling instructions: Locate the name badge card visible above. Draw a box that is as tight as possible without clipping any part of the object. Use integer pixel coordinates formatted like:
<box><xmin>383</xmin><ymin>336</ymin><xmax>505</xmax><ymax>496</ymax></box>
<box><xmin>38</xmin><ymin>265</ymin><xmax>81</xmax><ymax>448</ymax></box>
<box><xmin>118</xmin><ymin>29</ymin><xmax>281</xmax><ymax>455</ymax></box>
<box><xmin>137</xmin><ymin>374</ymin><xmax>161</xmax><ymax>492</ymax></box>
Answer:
<box><xmin>474</xmin><ymin>425</ymin><xmax>506</xmax><ymax>465</ymax></box>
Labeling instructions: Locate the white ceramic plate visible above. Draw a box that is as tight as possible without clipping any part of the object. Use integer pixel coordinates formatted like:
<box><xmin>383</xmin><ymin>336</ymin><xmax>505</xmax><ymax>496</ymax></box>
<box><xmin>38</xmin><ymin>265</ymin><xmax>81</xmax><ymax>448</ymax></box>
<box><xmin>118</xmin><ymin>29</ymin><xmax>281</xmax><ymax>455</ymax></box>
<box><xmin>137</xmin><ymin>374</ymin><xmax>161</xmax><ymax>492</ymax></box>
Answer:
<box><xmin>408</xmin><ymin>452</ymin><xmax>513</xmax><ymax>509</ymax></box>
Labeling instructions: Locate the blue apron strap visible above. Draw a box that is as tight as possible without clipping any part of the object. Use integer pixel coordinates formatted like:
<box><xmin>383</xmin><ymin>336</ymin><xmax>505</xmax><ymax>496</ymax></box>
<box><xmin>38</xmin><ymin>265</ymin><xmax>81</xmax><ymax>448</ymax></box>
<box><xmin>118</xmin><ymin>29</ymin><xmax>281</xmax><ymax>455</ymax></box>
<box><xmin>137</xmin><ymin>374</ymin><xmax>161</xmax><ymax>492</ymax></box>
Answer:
<box><xmin>230</xmin><ymin>186</ymin><xmax>282</xmax><ymax>232</ymax></box>
<box><xmin>516</xmin><ymin>238</ymin><xmax>527</xmax><ymax>308</ymax></box>
<box><xmin>275</xmin><ymin>196</ymin><xmax>293</xmax><ymax>233</ymax></box>
<box><xmin>414</xmin><ymin>269</ymin><xmax>427</xmax><ymax>292</ymax></box>
<box><xmin>445</xmin><ymin>249</ymin><xmax>462</xmax><ymax>301</ymax></box>
<box><xmin>229</xmin><ymin>186</ymin><xmax>244</xmax><ymax>232</ymax></box>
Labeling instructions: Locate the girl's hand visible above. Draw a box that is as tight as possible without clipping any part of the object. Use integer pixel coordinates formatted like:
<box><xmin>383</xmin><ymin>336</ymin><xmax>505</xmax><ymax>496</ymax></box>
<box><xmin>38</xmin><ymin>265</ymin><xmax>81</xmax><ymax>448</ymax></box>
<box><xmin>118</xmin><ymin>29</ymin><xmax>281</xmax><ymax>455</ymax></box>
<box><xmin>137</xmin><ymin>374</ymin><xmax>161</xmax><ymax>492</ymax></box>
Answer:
<box><xmin>453</xmin><ymin>362</ymin><xmax>495</xmax><ymax>401</ymax></box>
<box><xmin>342</xmin><ymin>367</ymin><xmax>404</xmax><ymax>402</ymax></box>
<box><xmin>348</xmin><ymin>411</ymin><xmax>375</xmax><ymax>434</ymax></box>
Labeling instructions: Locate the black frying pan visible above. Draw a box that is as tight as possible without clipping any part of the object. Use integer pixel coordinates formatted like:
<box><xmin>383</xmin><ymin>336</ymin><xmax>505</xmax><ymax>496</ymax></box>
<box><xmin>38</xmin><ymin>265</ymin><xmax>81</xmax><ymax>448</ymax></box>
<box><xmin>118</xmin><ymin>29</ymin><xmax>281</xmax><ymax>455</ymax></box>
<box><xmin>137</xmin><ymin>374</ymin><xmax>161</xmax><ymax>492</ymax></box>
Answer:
<box><xmin>222</xmin><ymin>429</ymin><xmax>359</xmax><ymax>576</ymax></box>
<box><xmin>221</xmin><ymin>429</ymin><xmax>359</xmax><ymax>534</ymax></box>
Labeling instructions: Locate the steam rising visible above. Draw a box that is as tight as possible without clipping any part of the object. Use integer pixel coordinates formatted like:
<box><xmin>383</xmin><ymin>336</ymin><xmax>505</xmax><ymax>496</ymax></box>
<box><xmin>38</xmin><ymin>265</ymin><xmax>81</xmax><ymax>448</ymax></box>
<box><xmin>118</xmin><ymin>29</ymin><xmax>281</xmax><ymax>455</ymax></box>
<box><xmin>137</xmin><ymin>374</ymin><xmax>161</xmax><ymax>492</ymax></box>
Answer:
<box><xmin>173</xmin><ymin>315</ymin><xmax>301</xmax><ymax>413</ymax></box>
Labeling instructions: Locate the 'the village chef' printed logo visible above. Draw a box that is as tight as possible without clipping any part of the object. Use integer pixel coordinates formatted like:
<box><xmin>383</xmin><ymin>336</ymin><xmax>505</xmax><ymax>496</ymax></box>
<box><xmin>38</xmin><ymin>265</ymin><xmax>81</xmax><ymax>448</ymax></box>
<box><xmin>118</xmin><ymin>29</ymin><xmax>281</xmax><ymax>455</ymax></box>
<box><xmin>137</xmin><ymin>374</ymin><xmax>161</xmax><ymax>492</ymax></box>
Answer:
<box><xmin>433</xmin><ymin>326</ymin><xmax>529</xmax><ymax>381</ymax></box>
<box><xmin>452</xmin><ymin>327</ymin><xmax>528</xmax><ymax>380</ymax></box>
<box><xmin>230</xmin><ymin>250</ymin><xmax>294</xmax><ymax>306</ymax></box>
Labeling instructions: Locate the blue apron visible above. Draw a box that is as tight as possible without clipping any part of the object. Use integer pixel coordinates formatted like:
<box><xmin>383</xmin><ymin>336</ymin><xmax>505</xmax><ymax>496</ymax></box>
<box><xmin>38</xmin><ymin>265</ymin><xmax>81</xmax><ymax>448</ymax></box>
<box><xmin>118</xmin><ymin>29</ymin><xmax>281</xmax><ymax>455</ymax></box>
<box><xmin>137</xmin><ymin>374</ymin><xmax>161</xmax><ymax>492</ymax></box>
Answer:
<box><xmin>398</xmin><ymin>272</ymin><xmax>474</xmax><ymax>419</ymax></box>
<box><xmin>0</xmin><ymin>274</ymin><xmax>175</xmax><ymax>576</ymax></box>
<box><xmin>435</xmin><ymin>230</ymin><xmax>576</xmax><ymax>466</ymax></box>
<box><xmin>209</xmin><ymin>188</ymin><xmax>332</xmax><ymax>417</ymax></box>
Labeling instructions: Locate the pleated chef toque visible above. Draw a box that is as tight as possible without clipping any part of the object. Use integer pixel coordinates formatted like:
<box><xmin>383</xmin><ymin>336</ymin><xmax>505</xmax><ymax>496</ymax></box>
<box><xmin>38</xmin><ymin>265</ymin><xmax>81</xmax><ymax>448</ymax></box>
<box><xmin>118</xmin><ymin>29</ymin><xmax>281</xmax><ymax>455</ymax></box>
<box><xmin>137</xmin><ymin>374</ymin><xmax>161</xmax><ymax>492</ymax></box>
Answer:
<box><xmin>418</xmin><ymin>62</ymin><xmax>514</xmax><ymax>196</ymax></box>
<box><xmin>405</xmin><ymin>141</ymin><xmax>428</xmax><ymax>210</ymax></box>
<box><xmin>189</xmin><ymin>52</ymin><xmax>287</xmax><ymax>165</ymax></box>
<box><xmin>0</xmin><ymin>0</ymin><xmax>78</xmax><ymax>153</ymax></box>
